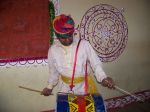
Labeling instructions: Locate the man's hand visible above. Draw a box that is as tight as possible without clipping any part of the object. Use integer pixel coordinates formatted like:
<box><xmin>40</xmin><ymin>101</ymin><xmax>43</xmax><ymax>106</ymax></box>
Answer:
<box><xmin>42</xmin><ymin>88</ymin><xmax>53</xmax><ymax>96</ymax></box>
<box><xmin>101</xmin><ymin>77</ymin><xmax>115</xmax><ymax>89</ymax></box>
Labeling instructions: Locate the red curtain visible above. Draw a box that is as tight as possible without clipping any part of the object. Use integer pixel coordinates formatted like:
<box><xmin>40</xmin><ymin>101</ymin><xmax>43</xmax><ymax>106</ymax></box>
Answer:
<box><xmin>0</xmin><ymin>0</ymin><xmax>50</xmax><ymax>60</ymax></box>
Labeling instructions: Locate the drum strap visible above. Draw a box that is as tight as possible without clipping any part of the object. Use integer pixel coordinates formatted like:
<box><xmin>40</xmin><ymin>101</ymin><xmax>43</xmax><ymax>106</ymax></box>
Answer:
<box><xmin>69</xmin><ymin>39</ymin><xmax>89</xmax><ymax>94</ymax></box>
<box><xmin>69</xmin><ymin>39</ymin><xmax>81</xmax><ymax>91</ymax></box>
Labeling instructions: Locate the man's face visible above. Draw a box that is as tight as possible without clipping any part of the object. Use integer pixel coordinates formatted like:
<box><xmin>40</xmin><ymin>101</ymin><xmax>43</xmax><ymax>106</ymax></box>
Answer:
<box><xmin>58</xmin><ymin>36</ymin><xmax>73</xmax><ymax>46</ymax></box>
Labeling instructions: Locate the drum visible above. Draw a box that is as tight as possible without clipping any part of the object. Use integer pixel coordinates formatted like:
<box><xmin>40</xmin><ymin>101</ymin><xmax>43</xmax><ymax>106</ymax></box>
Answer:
<box><xmin>56</xmin><ymin>93</ymin><xmax>106</xmax><ymax>112</ymax></box>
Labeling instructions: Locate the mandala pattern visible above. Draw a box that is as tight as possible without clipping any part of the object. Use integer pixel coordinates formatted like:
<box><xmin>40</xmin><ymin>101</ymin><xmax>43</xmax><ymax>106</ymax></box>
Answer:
<box><xmin>80</xmin><ymin>4</ymin><xmax>128</xmax><ymax>62</ymax></box>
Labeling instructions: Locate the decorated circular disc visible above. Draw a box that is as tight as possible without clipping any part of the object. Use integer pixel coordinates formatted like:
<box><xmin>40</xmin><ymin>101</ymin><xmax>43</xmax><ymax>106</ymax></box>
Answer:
<box><xmin>79</xmin><ymin>4</ymin><xmax>128</xmax><ymax>62</ymax></box>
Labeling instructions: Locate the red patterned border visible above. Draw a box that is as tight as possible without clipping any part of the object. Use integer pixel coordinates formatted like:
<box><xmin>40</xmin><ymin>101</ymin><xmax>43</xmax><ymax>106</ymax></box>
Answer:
<box><xmin>105</xmin><ymin>90</ymin><xmax>150</xmax><ymax>110</ymax></box>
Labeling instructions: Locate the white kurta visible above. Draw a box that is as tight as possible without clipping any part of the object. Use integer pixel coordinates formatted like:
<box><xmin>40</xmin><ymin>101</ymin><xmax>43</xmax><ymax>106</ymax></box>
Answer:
<box><xmin>47</xmin><ymin>37</ymin><xmax>107</xmax><ymax>95</ymax></box>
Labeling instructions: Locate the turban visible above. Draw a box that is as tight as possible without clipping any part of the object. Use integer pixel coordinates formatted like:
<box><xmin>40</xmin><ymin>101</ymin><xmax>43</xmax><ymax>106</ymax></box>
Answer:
<box><xmin>53</xmin><ymin>14</ymin><xmax>75</xmax><ymax>38</ymax></box>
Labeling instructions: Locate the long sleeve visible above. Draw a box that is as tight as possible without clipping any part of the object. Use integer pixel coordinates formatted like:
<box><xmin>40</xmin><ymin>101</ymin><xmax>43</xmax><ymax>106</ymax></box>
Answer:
<box><xmin>85</xmin><ymin>41</ymin><xmax>107</xmax><ymax>82</ymax></box>
<box><xmin>45</xmin><ymin>38</ymin><xmax>107</xmax><ymax>94</ymax></box>
<box><xmin>47</xmin><ymin>47</ymin><xmax>60</xmax><ymax>89</ymax></box>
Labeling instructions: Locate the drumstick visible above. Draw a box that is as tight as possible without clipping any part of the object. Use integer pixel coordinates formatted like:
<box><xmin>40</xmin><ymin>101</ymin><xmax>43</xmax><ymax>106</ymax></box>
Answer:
<box><xmin>18</xmin><ymin>86</ymin><xmax>53</xmax><ymax>95</ymax></box>
<box><xmin>115</xmin><ymin>86</ymin><xmax>144</xmax><ymax>102</ymax></box>
<box><xmin>115</xmin><ymin>86</ymin><xmax>150</xmax><ymax>112</ymax></box>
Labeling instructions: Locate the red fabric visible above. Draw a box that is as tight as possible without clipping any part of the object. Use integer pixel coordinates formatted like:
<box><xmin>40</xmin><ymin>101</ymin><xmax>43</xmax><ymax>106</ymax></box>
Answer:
<box><xmin>77</xmin><ymin>96</ymin><xmax>86</xmax><ymax>112</ymax></box>
<box><xmin>0</xmin><ymin>0</ymin><xmax>50</xmax><ymax>60</ymax></box>
<box><xmin>53</xmin><ymin>14</ymin><xmax>74</xmax><ymax>34</ymax></box>
<box><xmin>84</xmin><ymin>62</ymin><xmax>88</xmax><ymax>94</ymax></box>
<box><xmin>70</xmin><ymin>39</ymin><xmax>81</xmax><ymax>91</ymax></box>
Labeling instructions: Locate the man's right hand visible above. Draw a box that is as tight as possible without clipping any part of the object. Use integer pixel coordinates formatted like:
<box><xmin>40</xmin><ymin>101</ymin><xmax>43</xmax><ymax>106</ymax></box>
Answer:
<box><xmin>101</xmin><ymin>77</ymin><xmax>115</xmax><ymax>89</ymax></box>
<box><xmin>42</xmin><ymin>88</ymin><xmax>52</xmax><ymax>96</ymax></box>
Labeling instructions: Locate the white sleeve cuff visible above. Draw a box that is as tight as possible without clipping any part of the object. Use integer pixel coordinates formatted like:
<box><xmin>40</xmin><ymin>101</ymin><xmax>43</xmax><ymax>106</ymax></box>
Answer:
<box><xmin>97</xmin><ymin>72</ymin><xmax>107</xmax><ymax>82</ymax></box>
<box><xmin>99</xmin><ymin>74</ymin><xmax>107</xmax><ymax>82</ymax></box>
<box><xmin>47</xmin><ymin>83</ymin><xmax>53</xmax><ymax>89</ymax></box>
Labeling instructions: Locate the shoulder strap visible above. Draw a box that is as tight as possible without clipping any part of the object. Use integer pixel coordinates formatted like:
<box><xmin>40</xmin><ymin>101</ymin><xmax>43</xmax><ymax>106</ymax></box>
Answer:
<box><xmin>69</xmin><ymin>39</ymin><xmax>81</xmax><ymax>91</ymax></box>
<box><xmin>84</xmin><ymin>61</ymin><xmax>88</xmax><ymax>94</ymax></box>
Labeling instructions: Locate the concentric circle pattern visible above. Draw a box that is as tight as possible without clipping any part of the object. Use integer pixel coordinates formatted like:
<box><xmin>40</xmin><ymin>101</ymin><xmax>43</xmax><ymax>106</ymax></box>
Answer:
<box><xmin>80</xmin><ymin>4</ymin><xmax>128</xmax><ymax>62</ymax></box>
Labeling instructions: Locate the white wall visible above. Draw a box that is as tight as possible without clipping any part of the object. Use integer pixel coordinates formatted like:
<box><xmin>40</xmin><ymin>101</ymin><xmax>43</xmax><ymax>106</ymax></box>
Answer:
<box><xmin>60</xmin><ymin>0</ymin><xmax>150</xmax><ymax>98</ymax></box>
<box><xmin>0</xmin><ymin>0</ymin><xmax>150</xmax><ymax>111</ymax></box>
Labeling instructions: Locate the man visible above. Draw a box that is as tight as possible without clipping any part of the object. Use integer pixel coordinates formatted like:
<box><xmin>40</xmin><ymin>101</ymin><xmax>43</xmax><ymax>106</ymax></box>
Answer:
<box><xmin>42</xmin><ymin>14</ymin><xmax>115</xmax><ymax>96</ymax></box>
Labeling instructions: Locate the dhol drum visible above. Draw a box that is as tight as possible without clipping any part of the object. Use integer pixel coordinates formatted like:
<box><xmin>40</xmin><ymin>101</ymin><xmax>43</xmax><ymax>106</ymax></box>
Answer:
<box><xmin>56</xmin><ymin>93</ymin><xmax>106</xmax><ymax>112</ymax></box>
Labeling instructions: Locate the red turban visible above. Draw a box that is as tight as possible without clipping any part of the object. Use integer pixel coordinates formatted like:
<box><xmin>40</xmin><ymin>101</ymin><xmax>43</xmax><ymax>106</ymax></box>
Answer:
<box><xmin>53</xmin><ymin>14</ymin><xmax>75</xmax><ymax>38</ymax></box>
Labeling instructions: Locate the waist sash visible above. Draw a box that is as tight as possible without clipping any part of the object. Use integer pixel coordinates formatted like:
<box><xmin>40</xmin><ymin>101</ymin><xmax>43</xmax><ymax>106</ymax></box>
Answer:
<box><xmin>61</xmin><ymin>75</ymin><xmax>98</xmax><ymax>94</ymax></box>
<box><xmin>61</xmin><ymin>75</ymin><xmax>84</xmax><ymax>84</ymax></box>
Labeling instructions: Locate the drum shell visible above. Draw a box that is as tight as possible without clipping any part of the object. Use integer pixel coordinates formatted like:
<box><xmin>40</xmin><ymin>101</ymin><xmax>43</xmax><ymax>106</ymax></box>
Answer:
<box><xmin>56</xmin><ymin>93</ymin><xmax>106</xmax><ymax>112</ymax></box>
